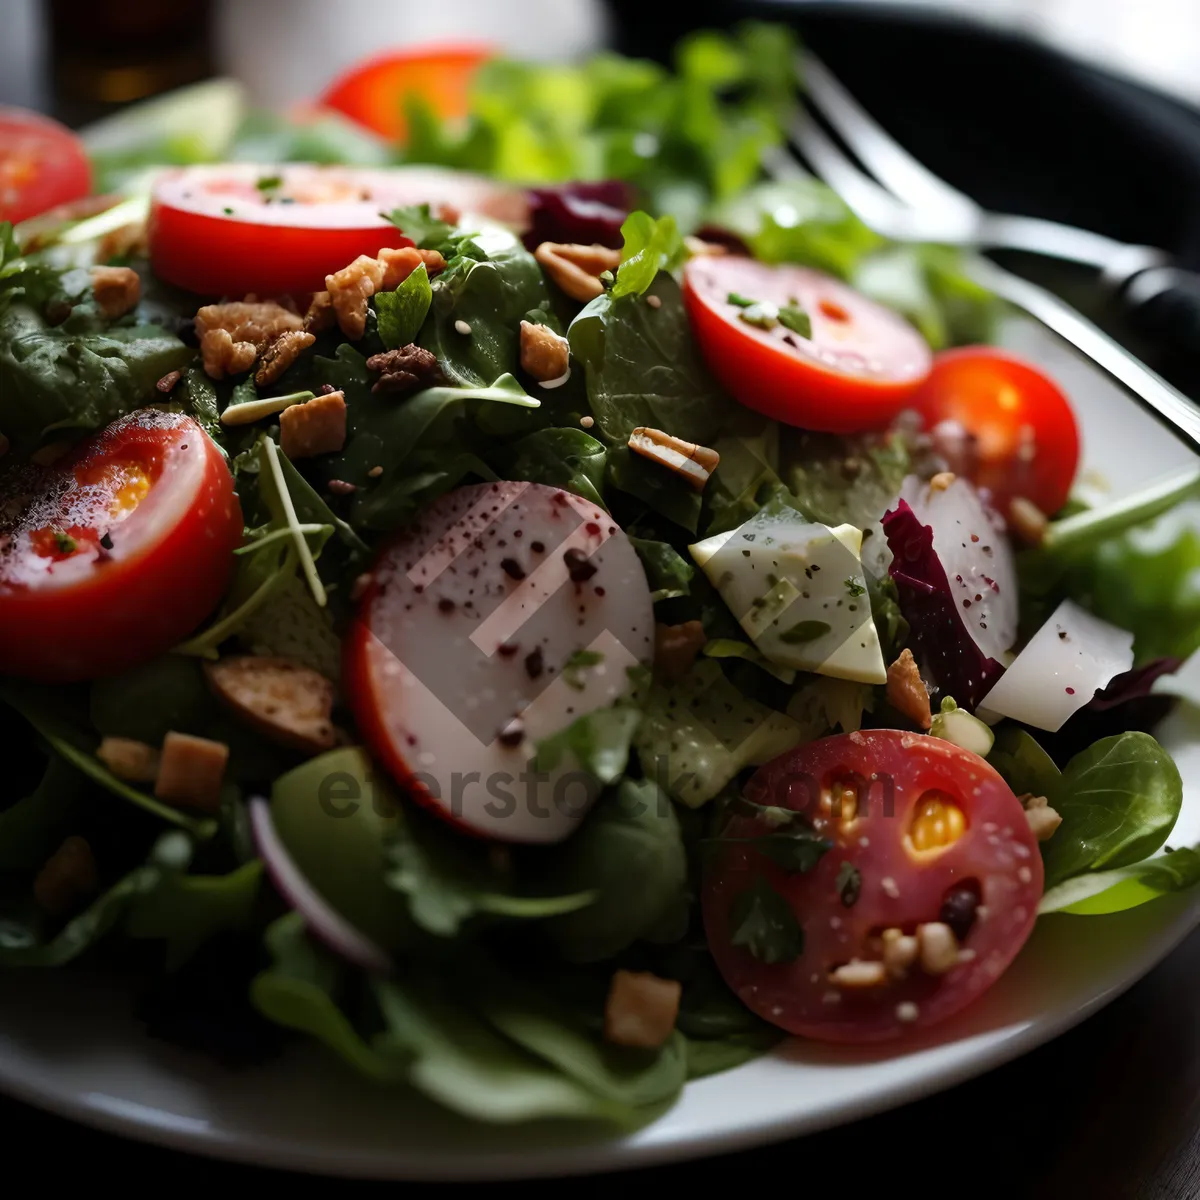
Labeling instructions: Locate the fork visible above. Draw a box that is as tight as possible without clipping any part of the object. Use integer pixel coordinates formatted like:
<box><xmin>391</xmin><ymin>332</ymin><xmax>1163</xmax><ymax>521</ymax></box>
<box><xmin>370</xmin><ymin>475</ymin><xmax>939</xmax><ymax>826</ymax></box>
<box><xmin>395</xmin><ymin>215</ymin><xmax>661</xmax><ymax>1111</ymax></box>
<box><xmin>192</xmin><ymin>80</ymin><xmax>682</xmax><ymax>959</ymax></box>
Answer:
<box><xmin>769</xmin><ymin>52</ymin><xmax>1200</xmax><ymax>453</ymax></box>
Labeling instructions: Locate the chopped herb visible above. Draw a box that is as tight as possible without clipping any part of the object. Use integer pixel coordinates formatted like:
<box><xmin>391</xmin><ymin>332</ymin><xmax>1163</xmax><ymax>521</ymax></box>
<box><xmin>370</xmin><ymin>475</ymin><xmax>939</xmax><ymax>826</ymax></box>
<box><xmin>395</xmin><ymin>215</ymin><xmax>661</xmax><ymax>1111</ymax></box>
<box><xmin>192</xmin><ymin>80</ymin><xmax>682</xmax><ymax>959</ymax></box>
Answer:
<box><xmin>385</xmin><ymin>203</ymin><xmax>454</xmax><ymax>250</ymax></box>
<box><xmin>710</xmin><ymin>829</ymin><xmax>832</xmax><ymax>874</ymax></box>
<box><xmin>777</xmin><ymin>304</ymin><xmax>812</xmax><ymax>339</ymax></box>
<box><xmin>53</xmin><ymin>531</ymin><xmax>77</xmax><ymax>554</ymax></box>
<box><xmin>222</xmin><ymin>206</ymin><xmax>234</xmax><ymax>215</ymax></box>
<box><xmin>779</xmin><ymin>619</ymin><xmax>831</xmax><ymax>644</ymax></box>
<box><xmin>562</xmin><ymin>648</ymin><xmax>604</xmax><ymax>690</ymax></box>
<box><xmin>728</xmin><ymin>877</ymin><xmax>804</xmax><ymax>964</ymax></box>
<box><xmin>726</xmin><ymin>292</ymin><xmax>757</xmax><ymax>308</ymax></box>
<box><xmin>255</xmin><ymin>175</ymin><xmax>283</xmax><ymax>192</ymax></box>
<box><xmin>835</xmin><ymin>861</ymin><xmax>862</xmax><ymax>908</ymax></box>
<box><xmin>844</xmin><ymin>578</ymin><xmax>867</xmax><ymax>598</ymax></box>
<box><xmin>738</xmin><ymin>302</ymin><xmax>778</xmax><ymax>330</ymax></box>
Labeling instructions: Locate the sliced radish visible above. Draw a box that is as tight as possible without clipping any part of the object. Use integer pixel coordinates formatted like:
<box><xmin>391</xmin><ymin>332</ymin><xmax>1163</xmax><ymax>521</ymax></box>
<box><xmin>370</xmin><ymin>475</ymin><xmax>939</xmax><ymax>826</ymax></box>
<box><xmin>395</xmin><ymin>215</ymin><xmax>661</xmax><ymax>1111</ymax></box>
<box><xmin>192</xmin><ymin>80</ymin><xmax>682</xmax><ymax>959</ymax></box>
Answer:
<box><xmin>976</xmin><ymin>600</ymin><xmax>1135</xmax><ymax>731</ymax></box>
<box><xmin>344</xmin><ymin>482</ymin><xmax>654</xmax><ymax>844</ymax></box>
<box><xmin>249</xmin><ymin>796</ymin><xmax>392</xmax><ymax>975</ymax></box>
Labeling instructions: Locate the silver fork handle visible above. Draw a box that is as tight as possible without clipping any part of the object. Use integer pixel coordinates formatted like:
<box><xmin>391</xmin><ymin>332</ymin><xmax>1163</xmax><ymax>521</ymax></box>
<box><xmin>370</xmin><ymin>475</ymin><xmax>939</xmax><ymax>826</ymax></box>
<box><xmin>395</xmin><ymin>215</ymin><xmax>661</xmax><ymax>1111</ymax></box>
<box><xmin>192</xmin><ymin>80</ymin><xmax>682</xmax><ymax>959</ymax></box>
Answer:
<box><xmin>973</xmin><ymin>259</ymin><xmax>1200</xmax><ymax>452</ymax></box>
<box><xmin>976</xmin><ymin>213</ymin><xmax>1169</xmax><ymax>280</ymax></box>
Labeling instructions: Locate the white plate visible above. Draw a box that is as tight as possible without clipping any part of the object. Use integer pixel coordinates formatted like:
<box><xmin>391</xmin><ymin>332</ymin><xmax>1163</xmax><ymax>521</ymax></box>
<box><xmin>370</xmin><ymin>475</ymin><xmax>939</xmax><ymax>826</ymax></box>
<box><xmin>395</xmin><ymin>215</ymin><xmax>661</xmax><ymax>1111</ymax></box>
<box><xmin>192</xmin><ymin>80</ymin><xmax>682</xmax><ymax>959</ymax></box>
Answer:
<box><xmin>1</xmin><ymin>318</ymin><xmax>1198</xmax><ymax>1179</ymax></box>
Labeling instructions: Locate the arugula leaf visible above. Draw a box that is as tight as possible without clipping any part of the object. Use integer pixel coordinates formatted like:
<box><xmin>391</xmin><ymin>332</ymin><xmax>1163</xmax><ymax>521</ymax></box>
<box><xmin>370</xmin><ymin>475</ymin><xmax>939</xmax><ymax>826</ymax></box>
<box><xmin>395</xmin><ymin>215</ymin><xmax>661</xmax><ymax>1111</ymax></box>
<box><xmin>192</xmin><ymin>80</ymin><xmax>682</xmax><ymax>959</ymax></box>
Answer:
<box><xmin>727</xmin><ymin>876</ymin><xmax>803</xmax><ymax>964</ymax></box>
<box><xmin>629</xmin><ymin>536</ymin><xmax>694</xmax><ymax>601</ymax></box>
<box><xmin>612</xmin><ymin>211</ymin><xmax>684</xmax><ymax>299</ymax></box>
<box><xmin>386</xmin><ymin>204</ymin><xmax>455</xmax><ymax>250</ymax></box>
<box><xmin>1039</xmin><ymin>845</ymin><xmax>1200</xmax><ymax>915</ymax></box>
<box><xmin>1042</xmin><ymin>732</ymin><xmax>1183</xmax><ymax>888</ymax></box>
<box><xmin>374</xmin><ymin>262</ymin><xmax>432</xmax><ymax>349</ymax></box>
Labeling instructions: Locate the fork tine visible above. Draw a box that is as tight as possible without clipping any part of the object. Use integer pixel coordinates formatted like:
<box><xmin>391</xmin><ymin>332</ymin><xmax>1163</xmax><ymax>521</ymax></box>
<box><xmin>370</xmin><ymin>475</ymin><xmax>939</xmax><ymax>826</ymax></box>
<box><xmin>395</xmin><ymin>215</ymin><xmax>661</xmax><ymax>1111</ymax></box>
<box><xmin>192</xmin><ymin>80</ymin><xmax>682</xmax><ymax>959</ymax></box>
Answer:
<box><xmin>799</xmin><ymin>51</ymin><xmax>977</xmax><ymax>217</ymax></box>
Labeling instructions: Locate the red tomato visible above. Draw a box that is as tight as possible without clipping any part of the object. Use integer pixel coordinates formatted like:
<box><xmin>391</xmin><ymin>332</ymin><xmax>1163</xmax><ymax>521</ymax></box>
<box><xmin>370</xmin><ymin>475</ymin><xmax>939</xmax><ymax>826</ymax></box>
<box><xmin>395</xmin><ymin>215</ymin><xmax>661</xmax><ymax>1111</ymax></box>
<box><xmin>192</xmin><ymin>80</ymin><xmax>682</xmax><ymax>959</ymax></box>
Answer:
<box><xmin>320</xmin><ymin>43</ymin><xmax>492</xmax><ymax>142</ymax></box>
<box><xmin>683</xmin><ymin>257</ymin><xmax>932</xmax><ymax>434</ymax></box>
<box><xmin>148</xmin><ymin>163</ymin><xmax>528</xmax><ymax>296</ymax></box>
<box><xmin>0</xmin><ymin>411</ymin><xmax>242</xmax><ymax>681</ymax></box>
<box><xmin>0</xmin><ymin>107</ymin><xmax>92</xmax><ymax>225</ymax></box>
<box><xmin>911</xmin><ymin>347</ymin><xmax>1080</xmax><ymax>517</ymax></box>
<box><xmin>703</xmin><ymin>730</ymin><xmax>1042</xmax><ymax>1042</ymax></box>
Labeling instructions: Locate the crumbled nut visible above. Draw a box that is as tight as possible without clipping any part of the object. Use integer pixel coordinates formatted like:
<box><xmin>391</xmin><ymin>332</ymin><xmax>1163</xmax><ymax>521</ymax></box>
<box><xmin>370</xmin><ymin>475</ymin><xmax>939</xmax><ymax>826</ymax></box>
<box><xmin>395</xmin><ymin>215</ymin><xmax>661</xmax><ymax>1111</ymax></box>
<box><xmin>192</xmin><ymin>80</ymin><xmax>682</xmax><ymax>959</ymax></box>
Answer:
<box><xmin>326</xmin><ymin>253</ymin><xmax>386</xmax><ymax>340</ymax></box>
<box><xmin>155</xmin><ymin>731</ymin><xmax>229</xmax><ymax>813</ymax></box>
<box><xmin>628</xmin><ymin>427</ymin><xmax>720</xmax><ymax>491</ymax></box>
<box><xmin>91</xmin><ymin>265</ymin><xmax>140</xmax><ymax>319</ymax></box>
<box><xmin>886</xmin><ymin>648</ymin><xmax>932</xmax><ymax>729</ymax></box>
<box><xmin>929</xmin><ymin>471</ymin><xmax>957</xmax><ymax>493</ymax></box>
<box><xmin>366</xmin><ymin>344</ymin><xmax>441</xmax><ymax>396</ymax></box>
<box><xmin>829</xmin><ymin>960</ymin><xmax>888</xmax><ymax>989</ymax></box>
<box><xmin>377</xmin><ymin>245</ymin><xmax>448</xmax><ymax>289</ymax></box>
<box><xmin>654</xmin><ymin>620</ymin><xmax>707</xmax><ymax>684</ymax></box>
<box><xmin>255</xmin><ymin>330</ymin><xmax>316</xmax><ymax>386</ymax></box>
<box><xmin>195</xmin><ymin>299</ymin><xmax>304</xmax><ymax>353</ymax></box>
<box><xmin>279</xmin><ymin>391</ymin><xmax>347</xmax><ymax>459</ymax></box>
<box><xmin>33</xmin><ymin>836</ymin><xmax>99</xmax><ymax>916</ymax></box>
<box><xmin>205</xmin><ymin>656</ymin><xmax>336</xmax><ymax>755</ymax></box>
<box><xmin>603</xmin><ymin>969</ymin><xmax>682</xmax><ymax>1049</ymax></box>
<box><xmin>304</xmin><ymin>290</ymin><xmax>337</xmax><ymax>334</ymax></box>
<box><xmin>200</xmin><ymin>328</ymin><xmax>258</xmax><ymax>379</ymax></box>
<box><xmin>1009</xmin><ymin>495</ymin><xmax>1049</xmax><ymax>546</ymax></box>
<box><xmin>96</xmin><ymin>736</ymin><xmax>161</xmax><ymax>783</ymax></box>
<box><xmin>683</xmin><ymin>235</ymin><xmax>728</xmax><ymax>257</ymax></box>
<box><xmin>881</xmin><ymin>927</ymin><xmax>919</xmax><ymax>977</ymax></box>
<box><xmin>156</xmin><ymin>369</ymin><xmax>181</xmax><ymax>394</ymax></box>
<box><xmin>917</xmin><ymin>922</ymin><xmax>959</xmax><ymax>975</ymax></box>
<box><xmin>519</xmin><ymin>320</ymin><xmax>570</xmax><ymax>383</ymax></box>
<box><xmin>534</xmin><ymin>241</ymin><xmax>621</xmax><ymax>303</ymax></box>
<box><xmin>1022</xmin><ymin>793</ymin><xmax>1063</xmax><ymax>842</ymax></box>
<box><xmin>97</xmin><ymin>221</ymin><xmax>148</xmax><ymax>263</ymax></box>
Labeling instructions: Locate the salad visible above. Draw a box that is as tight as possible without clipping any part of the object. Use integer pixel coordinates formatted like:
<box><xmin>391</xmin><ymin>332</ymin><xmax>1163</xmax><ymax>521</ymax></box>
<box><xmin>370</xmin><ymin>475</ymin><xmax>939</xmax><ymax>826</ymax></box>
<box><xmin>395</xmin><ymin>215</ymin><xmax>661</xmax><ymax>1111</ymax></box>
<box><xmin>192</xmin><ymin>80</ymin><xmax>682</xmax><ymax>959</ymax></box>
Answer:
<box><xmin>2</xmin><ymin>24</ymin><xmax>1199</xmax><ymax>1127</ymax></box>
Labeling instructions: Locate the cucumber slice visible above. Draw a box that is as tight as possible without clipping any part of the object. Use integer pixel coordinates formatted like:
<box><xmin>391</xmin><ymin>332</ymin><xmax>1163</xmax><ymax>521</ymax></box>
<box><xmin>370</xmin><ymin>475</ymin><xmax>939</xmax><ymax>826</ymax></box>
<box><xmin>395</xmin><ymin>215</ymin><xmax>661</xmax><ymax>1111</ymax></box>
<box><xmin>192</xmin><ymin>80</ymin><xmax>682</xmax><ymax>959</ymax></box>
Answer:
<box><xmin>930</xmin><ymin>698</ymin><xmax>995</xmax><ymax>758</ymax></box>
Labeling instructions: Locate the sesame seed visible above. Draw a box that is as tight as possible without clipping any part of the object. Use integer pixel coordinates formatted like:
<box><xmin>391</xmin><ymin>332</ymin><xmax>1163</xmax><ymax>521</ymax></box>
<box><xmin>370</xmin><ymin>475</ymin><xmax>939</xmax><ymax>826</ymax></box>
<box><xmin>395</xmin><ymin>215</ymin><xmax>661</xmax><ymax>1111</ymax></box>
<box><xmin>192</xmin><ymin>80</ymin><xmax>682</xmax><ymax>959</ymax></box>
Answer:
<box><xmin>367</xmin><ymin>465</ymin><xmax>383</xmax><ymax>478</ymax></box>
<box><xmin>1017</xmin><ymin>866</ymin><xmax>1033</xmax><ymax>884</ymax></box>
<box><xmin>580</xmin><ymin>415</ymin><xmax>595</xmax><ymax>428</ymax></box>
<box><xmin>881</xmin><ymin>876</ymin><xmax>900</xmax><ymax>899</ymax></box>
<box><xmin>895</xmin><ymin>1001</ymin><xmax>919</xmax><ymax>1023</ymax></box>
<box><xmin>454</xmin><ymin>319</ymin><xmax>473</xmax><ymax>335</ymax></box>
<box><xmin>646</xmin><ymin>294</ymin><xmax>662</xmax><ymax>309</ymax></box>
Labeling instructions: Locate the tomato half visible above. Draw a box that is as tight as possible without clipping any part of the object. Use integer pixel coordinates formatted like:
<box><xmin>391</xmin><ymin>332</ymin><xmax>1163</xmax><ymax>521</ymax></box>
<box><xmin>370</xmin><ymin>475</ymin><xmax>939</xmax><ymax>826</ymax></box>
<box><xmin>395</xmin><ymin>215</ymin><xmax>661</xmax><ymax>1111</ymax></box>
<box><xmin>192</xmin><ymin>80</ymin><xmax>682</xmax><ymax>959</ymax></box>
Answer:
<box><xmin>910</xmin><ymin>347</ymin><xmax>1080</xmax><ymax>517</ymax></box>
<box><xmin>0</xmin><ymin>107</ymin><xmax>92</xmax><ymax>225</ymax></box>
<box><xmin>703</xmin><ymin>730</ymin><xmax>1042</xmax><ymax>1042</ymax></box>
<box><xmin>148</xmin><ymin>163</ymin><xmax>528</xmax><ymax>296</ymax></box>
<box><xmin>320</xmin><ymin>43</ymin><xmax>492</xmax><ymax>142</ymax></box>
<box><xmin>0</xmin><ymin>411</ymin><xmax>242</xmax><ymax>681</ymax></box>
<box><xmin>683</xmin><ymin>257</ymin><xmax>932</xmax><ymax>434</ymax></box>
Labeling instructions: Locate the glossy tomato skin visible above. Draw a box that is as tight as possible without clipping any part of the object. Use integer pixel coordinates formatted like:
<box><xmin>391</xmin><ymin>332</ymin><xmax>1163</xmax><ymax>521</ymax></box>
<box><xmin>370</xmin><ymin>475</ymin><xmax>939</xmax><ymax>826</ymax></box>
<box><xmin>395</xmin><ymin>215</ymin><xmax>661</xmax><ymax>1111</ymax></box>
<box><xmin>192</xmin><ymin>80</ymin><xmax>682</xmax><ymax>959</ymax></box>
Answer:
<box><xmin>0</xmin><ymin>107</ymin><xmax>91</xmax><ymax>224</ymax></box>
<box><xmin>911</xmin><ymin>347</ymin><xmax>1080</xmax><ymax>516</ymax></box>
<box><xmin>320</xmin><ymin>44</ymin><xmax>492</xmax><ymax>141</ymax></box>
<box><xmin>0</xmin><ymin>411</ymin><xmax>242</xmax><ymax>681</ymax></box>
<box><xmin>683</xmin><ymin>257</ymin><xmax>931</xmax><ymax>434</ymax></box>
<box><xmin>703</xmin><ymin>731</ymin><xmax>1042</xmax><ymax>1042</ymax></box>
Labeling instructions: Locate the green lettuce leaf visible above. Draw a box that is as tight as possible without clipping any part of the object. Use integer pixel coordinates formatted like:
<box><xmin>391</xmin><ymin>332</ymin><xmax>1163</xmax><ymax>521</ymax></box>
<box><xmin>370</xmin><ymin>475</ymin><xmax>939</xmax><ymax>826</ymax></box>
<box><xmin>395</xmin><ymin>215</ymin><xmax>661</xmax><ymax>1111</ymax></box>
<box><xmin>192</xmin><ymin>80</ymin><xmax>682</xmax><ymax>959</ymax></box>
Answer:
<box><xmin>612</xmin><ymin>211</ymin><xmax>684</xmax><ymax>299</ymax></box>
<box><xmin>1039</xmin><ymin>845</ymin><xmax>1200</xmax><ymax>914</ymax></box>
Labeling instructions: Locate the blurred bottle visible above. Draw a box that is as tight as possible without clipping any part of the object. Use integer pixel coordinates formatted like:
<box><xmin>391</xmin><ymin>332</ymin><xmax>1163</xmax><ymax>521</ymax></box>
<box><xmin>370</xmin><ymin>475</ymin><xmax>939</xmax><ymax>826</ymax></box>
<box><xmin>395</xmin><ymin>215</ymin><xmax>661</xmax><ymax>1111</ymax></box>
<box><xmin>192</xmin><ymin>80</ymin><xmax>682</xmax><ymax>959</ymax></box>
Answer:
<box><xmin>48</xmin><ymin>0</ymin><xmax>215</xmax><ymax>124</ymax></box>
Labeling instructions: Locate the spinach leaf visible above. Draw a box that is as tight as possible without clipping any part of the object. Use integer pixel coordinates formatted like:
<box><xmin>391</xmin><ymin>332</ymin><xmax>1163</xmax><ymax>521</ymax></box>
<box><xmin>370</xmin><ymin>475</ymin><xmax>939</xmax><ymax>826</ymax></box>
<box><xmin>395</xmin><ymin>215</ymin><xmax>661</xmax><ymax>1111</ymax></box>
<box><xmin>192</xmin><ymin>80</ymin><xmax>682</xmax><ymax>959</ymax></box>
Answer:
<box><xmin>727</xmin><ymin>876</ymin><xmax>803</xmax><ymax>964</ymax></box>
<box><xmin>490</xmin><ymin>426</ymin><xmax>608</xmax><ymax>509</ymax></box>
<box><xmin>612</xmin><ymin>211</ymin><xmax>683</xmax><ymax>299</ymax></box>
<box><xmin>90</xmin><ymin>655</ymin><xmax>218</xmax><ymax>745</ymax></box>
<box><xmin>783</xmin><ymin>428</ymin><xmax>909</xmax><ymax>530</ymax></box>
<box><xmin>989</xmin><ymin>726</ymin><xmax>1062</xmax><ymax>797</ymax></box>
<box><xmin>0</xmin><ymin>757</ymin><xmax>89</xmax><ymax>873</ymax></box>
<box><xmin>607</xmin><ymin>444</ymin><xmax>703</xmax><ymax>533</ymax></box>
<box><xmin>568</xmin><ymin>272</ymin><xmax>731</xmax><ymax>446</ymax></box>
<box><xmin>684</xmin><ymin>1030</ymin><xmax>780</xmax><ymax>1079</ymax></box>
<box><xmin>1042</xmin><ymin>732</ymin><xmax>1183</xmax><ymax>888</ymax></box>
<box><xmin>1039</xmin><ymin>845</ymin><xmax>1200</xmax><ymax>915</ymax></box>
<box><xmin>629</xmin><ymin>536</ymin><xmax>694</xmax><ymax>601</ymax></box>
<box><xmin>374</xmin><ymin>262</ymin><xmax>432</xmax><ymax>349</ymax></box>
<box><xmin>531</xmin><ymin>677</ymin><xmax>645</xmax><ymax>788</ymax></box>
<box><xmin>539</xmin><ymin>779</ymin><xmax>689</xmax><ymax>963</ymax></box>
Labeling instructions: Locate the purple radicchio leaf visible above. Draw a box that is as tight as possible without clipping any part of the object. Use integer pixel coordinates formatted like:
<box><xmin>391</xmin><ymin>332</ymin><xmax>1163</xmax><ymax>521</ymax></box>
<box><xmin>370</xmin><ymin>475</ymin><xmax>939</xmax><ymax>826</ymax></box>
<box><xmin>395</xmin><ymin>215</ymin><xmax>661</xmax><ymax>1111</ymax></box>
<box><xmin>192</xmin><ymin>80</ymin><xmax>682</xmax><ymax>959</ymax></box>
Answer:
<box><xmin>882</xmin><ymin>498</ymin><xmax>1004</xmax><ymax>711</ymax></box>
<box><xmin>522</xmin><ymin>181</ymin><xmax>634</xmax><ymax>251</ymax></box>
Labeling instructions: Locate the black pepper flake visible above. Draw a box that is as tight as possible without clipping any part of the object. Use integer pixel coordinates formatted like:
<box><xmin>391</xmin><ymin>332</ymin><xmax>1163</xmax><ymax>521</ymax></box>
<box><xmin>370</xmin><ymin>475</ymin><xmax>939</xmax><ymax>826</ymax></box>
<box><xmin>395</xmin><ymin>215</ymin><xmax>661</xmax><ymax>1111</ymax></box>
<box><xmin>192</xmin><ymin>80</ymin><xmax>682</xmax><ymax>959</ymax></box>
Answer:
<box><xmin>595</xmin><ymin>586</ymin><xmax>606</xmax><ymax>597</ymax></box>
<box><xmin>500</xmin><ymin>557</ymin><xmax>525</xmax><ymax>580</ymax></box>
<box><xmin>531</xmin><ymin>541</ymin><xmax>545</xmax><ymax>553</ymax></box>
<box><xmin>497</xmin><ymin>719</ymin><xmax>524</xmax><ymax>747</ymax></box>
<box><xmin>438</xmin><ymin>597</ymin><xmax>456</xmax><ymax>613</ymax></box>
<box><xmin>498</xmin><ymin>641</ymin><xmax>519</xmax><ymax>658</ymax></box>
<box><xmin>99</xmin><ymin>532</ymin><xmax>114</xmax><ymax>550</ymax></box>
<box><xmin>525</xmin><ymin>647</ymin><xmax>544</xmax><ymax>679</ymax></box>
<box><xmin>563</xmin><ymin>547</ymin><xmax>597</xmax><ymax>583</ymax></box>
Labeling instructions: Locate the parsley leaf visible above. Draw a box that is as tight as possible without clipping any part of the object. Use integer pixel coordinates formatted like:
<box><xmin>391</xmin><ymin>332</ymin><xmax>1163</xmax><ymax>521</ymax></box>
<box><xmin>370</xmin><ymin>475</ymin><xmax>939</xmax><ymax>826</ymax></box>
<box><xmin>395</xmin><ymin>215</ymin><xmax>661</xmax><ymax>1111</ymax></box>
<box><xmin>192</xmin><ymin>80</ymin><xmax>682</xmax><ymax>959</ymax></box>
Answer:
<box><xmin>726</xmin><ymin>292</ymin><xmax>757</xmax><ymax>308</ymax></box>
<box><xmin>387</xmin><ymin>203</ymin><xmax>455</xmax><ymax>250</ymax></box>
<box><xmin>836</xmin><ymin>861</ymin><xmax>862</xmax><ymax>908</ymax></box>
<box><xmin>728</xmin><ymin>876</ymin><xmax>803</xmax><ymax>964</ymax></box>
<box><xmin>374</xmin><ymin>262</ymin><xmax>432</xmax><ymax>349</ymax></box>
<box><xmin>255</xmin><ymin>174</ymin><xmax>283</xmax><ymax>192</ymax></box>
<box><xmin>778</xmin><ymin>304</ymin><xmax>812</xmax><ymax>339</ymax></box>
<box><xmin>53</xmin><ymin>531</ymin><xmax>76</xmax><ymax>554</ymax></box>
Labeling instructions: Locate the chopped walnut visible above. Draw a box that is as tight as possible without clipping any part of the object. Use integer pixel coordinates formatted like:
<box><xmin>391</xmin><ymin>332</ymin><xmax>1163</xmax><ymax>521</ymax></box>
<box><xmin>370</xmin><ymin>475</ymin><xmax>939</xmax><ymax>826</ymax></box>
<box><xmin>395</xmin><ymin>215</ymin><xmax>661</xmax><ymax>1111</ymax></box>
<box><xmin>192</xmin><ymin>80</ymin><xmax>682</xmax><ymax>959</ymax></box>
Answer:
<box><xmin>91</xmin><ymin>265</ymin><xmax>141</xmax><ymax>319</ymax></box>
<box><xmin>96</xmin><ymin>736</ymin><xmax>161</xmax><ymax>783</ymax></box>
<box><xmin>326</xmin><ymin>253</ymin><xmax>386</xmax><ymax>340</ymax></box>
<box><xmin>929</xmin><ymin>471</ymin><xmax>957</xmax><ymax>493</ymax></box>
<box><xmin>377</xmin><ymin>245</ymin><xmax>448</xmax><ymax>290</ymax></box>
<box><xmin>201</xmin><ymin>328</ymin><xmax>258</xmax><ymax>379</ymax></box>
<box><xmin>33</xmin><ymin>836</ymin><xmax>99</xmax><ymax>916</ymax></box>
<box><xmin>1022</xmin><ymin>793</ymin><xmax>1063</xmax><ymax>842</ymax></box>
<box><xmin>304</xmin><ymin>290</ymin><xmax>337</xmax><ymax>334</ymax></box>
<box><xmin>886</xmin><ymin>648</ymin><xmax>932</xmax><ymax>729</ymax></box>
<box><xmin>654</xmin><ymin>620</ymin><xmax>707</xmax><ymax>684</ymax></box>
<box><xmin>604</xmin><ymin>969</ymin><xmax>682</xmax><ymax>1049</ymax></box>
<box><xmin>279</xmin><ymin>391</ymin><xmax>347</xmax><ymax>459</ymax></box>
<box><xmin>205</xmin><ymin>656</ymin><xmax>336</xmax><ymax>755</ymax></box>
<box><xmin>534</xmin><ymin>241</ymin><xmax>621</xmax><ymax>303</ymax></box>
<box><xmin>255</xmin><ymin>330</ymin><xmax>316</xmax><ymax>386</ymax></box>
<box><xmin>155</xmin><ymin>731</ymin><xmax>229</xmax><ymax>813</ymax></box>
<box><xmin>365</xmin><ymin>344</ymin><xmax>441</xmax><ymax>396</ymax></box>
<box><xmin>1009</xmin><ymin>495</ymin><xmax>1049</xmax><ymax>547</ymax></box>
<box><xmin>96</xmin><ymin>221</ymin><xmax>148</xmax><ymax>264</ymax></box>
<box><xmin>628</xmin><ymin>427</ymin><xmax>720</xmax><ymax>491</ymax></box>
<box><xmin>519</xmin><ymin>320</ymin><xmax>570</xmax><ymax>383</ymax></box>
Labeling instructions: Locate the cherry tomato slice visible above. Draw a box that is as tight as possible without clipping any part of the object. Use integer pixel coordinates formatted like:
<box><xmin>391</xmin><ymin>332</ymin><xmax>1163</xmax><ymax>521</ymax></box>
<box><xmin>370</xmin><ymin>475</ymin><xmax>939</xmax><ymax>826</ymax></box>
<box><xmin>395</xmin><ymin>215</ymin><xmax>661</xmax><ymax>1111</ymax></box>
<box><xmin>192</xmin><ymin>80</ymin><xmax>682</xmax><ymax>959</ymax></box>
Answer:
<box><xmin>911</xmin><ymin>347</ymin><xmax>1080</xmax><ymax>517</ymax></box>
<box><xmin>320</xmin><ymin>43</ymin><xmax>492</xmax><ymax>142</ymax></box>
<box><xmin>703</xmin><ymin>730</ymin><xmax>1042</xmax><ymax>1042</ymax></box>
<box><xmin>0</xmin><ymin>410</ymin><xmax>242</xmax><ymax>681</ymax></box>
<box><xmin>683</xmin><ymin>256</ymin><xmax>932</xmax><ymax>434</ymax></box>
<box><xmin>0</xmin><ymin>107</ymin><xmax>92</xmax><ymax>225</ymax></box>
<box><xmin>148</xmin><ymin>163</ymin><xmax>529</xmax><ymax>296</ymax></box>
